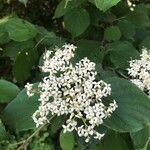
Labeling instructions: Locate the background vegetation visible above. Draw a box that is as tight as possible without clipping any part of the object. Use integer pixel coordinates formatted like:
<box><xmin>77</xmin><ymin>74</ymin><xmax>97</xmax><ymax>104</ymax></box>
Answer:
<box><xmin>0</xmin><ymin>0</ymin><xmax>150</xmax><ymax>149</ymax></box>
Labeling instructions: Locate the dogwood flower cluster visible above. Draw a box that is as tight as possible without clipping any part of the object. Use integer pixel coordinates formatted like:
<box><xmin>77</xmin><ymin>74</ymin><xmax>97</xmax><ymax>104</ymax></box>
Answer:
<box><xmin>128</xmin><ymin>48</ymin><xmax>150</xmax><ymax>97</ymax></box>
<box><xmin>25</xmin><ymin>44</ymin><xmax>118</xmax><ymax>142</ymax></box>
<box><xmin>127</xmin><ymin>0</ymin><xmax>139</xmax><ymax>11</ymax></box>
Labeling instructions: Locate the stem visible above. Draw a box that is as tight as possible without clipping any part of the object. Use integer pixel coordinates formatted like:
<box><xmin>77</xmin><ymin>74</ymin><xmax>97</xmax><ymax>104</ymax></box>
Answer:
<box><xmin>112</xmin><ymin>16</ymin><xmax>125</xmax><ymax>22</ymax></box>
<box><xmin>17</xmin><ymin>116</ymin><xmax>54</xmax><ymax>150</ymax></box>
<box><xmin>107</xmin><ymin>67</ymin><xmax>130</xmax><ymax>80</ymax></box>
<box><xmin>81</xmin><ymin>117</ymin><xmax>88</xmax><ymax>127</ymax></box>
<box><xmin>116</xmin><ymin>70</ymin><xmax>130</xmax><ymax>80</ymax></box>
<box><xmin>144</xmin><ymin>137</ymin><xmax>150</xmax><ymax>149</ymax></box>
<box><xmin>8</xmin><ymin>140</ymin><xmax>25</xmax><ymax>147</ymax></box>
<box><xmin>33</xmin><ymin>36</ymin><xmax>47</xmax><ymax>49</ymax></box>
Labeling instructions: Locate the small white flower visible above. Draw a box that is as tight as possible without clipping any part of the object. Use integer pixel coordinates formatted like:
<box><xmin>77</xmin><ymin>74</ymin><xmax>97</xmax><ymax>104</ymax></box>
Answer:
<box><xmin>25</xmin><ymin>83</ymin><xmax>34</xmax><ymax>97</ymax></box>
<box><xmin>127</xmin><ymin>0</ymin><xmax>138</xmax><ymax>11</ymax></box>
<box><xmin>94</xmin><ymin>132</ymin><xmax>105</xmax><ymax>140</ymax></box>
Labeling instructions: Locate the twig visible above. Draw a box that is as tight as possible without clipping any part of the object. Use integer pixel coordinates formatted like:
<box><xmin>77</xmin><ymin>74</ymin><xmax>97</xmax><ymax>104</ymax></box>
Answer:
<box><xmin>17</xmin><ymin>116</ymin><xmax>54</xmax><ymax>150</ymax></box>
<box><xmin>116</xmin><ymin>70</ymin><xmax>130</xmax><ymax>80</ymax></box>
<box><xmin>17</xmin><ymin>123</ymin><xmax>46</xmax><ymax>150</ymax></box>
<box><xmin>107</xmin><ymin>67</ymin><xmax>130</xmax><ymax>80</ymax></box>
<box><xmin>8</xmin><ymin>140</ymin><xmax>25</xmax><ymax>148</ymax></box>
<box><xmin>112</xmin><ymin>16</ymin><xmax>125</xmax><ymax>22</ymax></box>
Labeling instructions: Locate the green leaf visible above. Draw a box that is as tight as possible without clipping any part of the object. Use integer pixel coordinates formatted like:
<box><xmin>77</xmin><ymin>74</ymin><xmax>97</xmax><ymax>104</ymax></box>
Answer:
<box><xmin>32</xmin><ymin>144</ymin><xmax>54</xmax><ymax>150</ymax></box>
<box><xmin>126</xmin><ymin>5</ymin><xmax>150</xmax><ymax>28</ymax></box>
<box><xmin>94</xmin><ymin>0</ymin><xmax>120</xmax><ymax>12</ymax></box>
<box><xmin>76</xmin><ymin>40</ymin><xmax>104</xmax><ymax>63</ymax></box>
<box><xmin>103</xmin><ymin>130</ymin><xmax>130</xmax><ymax>150</ymax></box>
<box><xmin>104</xmin><ymin>77</ymin><xmax>150</xmax><ymax>132</ymax></box>
<box><xmin>118</xmin><ymin>20</ymin><xmax>136</xmax><ymax>39</ymax></box>
<box><xmin>0</xmin><ymin>80</ymin><xmax>20</xmax><ymax>103</ymax></box>
<box><xmin>140</xmin><ymin>36</ymin><xmax>150</xmax><ymax>49</ymax></box>
<box><xmin>3</xmin><ymin>40</ymin><xmax>35</xmax><ymax>60</ymax></box>
<box><xmin>54</xmin><ymin>0</ymin><xmax>67</xmax><ymax>18</ymax></box>
<box><xmin>130</xmin><ymin>127</ymin><xmax>149</xmax><ymax>149</ymax></box>
<box><xmin>98</xmin><ymin>65</ymin><xmax>117</xmax><ymax>80</ymax></box>
<box><xmin>0</xmin><ymin>16</ymin><xmax>11</xmax><ymax>44</ymax></box>
<box><xmin>0</xmin><ymin>26</ymin><xmax>10</xmax><ymax>44</ymax></box>
<box><xmin>1</xmin><ymin>85</ymin><xmax>39</xmax><ymax>131</ymax></box>
<box><xmin>59</xmin><ymin>131</ymin><xmax>74</xmax><ymax>150</ymax></box>
<box><xmin>64</xmin><ymin>8</ymin><xmax>90</xmax><ymax>37</ymax></box>
<box><xmin>35</xmin><ymin>26</ymin><xmax>65</xmax><ymax>47</ymax></box>
<box><xmin>13</xmin><ymin>48</ymin><xmax>38</xmax><ymax>83</ymax></box>
<box><xmin>5</xmin><ymin>18</ymin><xmax>37</xmax><ymax>42</ymax></box>
<box><xmin>109</xmin><ymin>41</ymin><xmax>139</xmax><ymax>69</ymax></box>
<box><xmin>88</xmin><ymin>143</ymin><xmax>103</xmax><ymax>150</ymax></box>
<box><xmin>74</xmin><ymin>145</ymin><xmax>86</xmax><ymax>150</ymax></box>
<box><xmin>104</xmin><ymin>26</ymin><xmax>121</xmax><ymax>42</ymax></box>
<box><xmin>50</xmin><ymin>116</ymin><xmax>64</xmax><ymax>134</ymax></box>
<box><xmin>54</xmin><ymin>0</ymin><xmax>85</xmax><ymax>18</ymax></box>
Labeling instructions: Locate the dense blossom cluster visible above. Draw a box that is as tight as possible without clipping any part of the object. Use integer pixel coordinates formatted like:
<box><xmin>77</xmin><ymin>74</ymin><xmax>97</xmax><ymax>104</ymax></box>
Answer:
<box><xmin>25</xmin><ymin>44</ymin><xmax>118</xmax><ymax>142</ymax></box>
<box><xmin>128</xmin><ymin>48</ymin><xmax>150</xmax><ymax>97</ymax></box>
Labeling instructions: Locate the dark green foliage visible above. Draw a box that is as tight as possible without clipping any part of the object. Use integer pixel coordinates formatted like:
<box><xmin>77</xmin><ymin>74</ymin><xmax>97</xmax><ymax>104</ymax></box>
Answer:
<box><xmin>130</xmin><ymin>127</ymin><xmax>149</xmax><ymax>149</ymax></box>
<box><xmin>0</xmin><ymin>0</ymin><xmax>150</xmax><ymax>149</ymax></box>
<box><xmin>104</xmin><ymin>77</ymin><xmax>150</xmax><ymax>132</ymax></box>
<box><xmin>0</xmin><ymin>80</ymin><xmax>20</xmax><ymax>103</ymax></box>
<box><xmin>2</xmin><ymin>85</ymin><xmax>39</xmax><ymax>132</ymax></box>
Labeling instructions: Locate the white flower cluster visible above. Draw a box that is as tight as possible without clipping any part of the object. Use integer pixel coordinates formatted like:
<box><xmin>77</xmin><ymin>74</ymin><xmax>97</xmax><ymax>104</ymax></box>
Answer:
<box><xmin>25</xmin><ymin>44</ymin><xmax>118</xmax><ymax>142</ymax></box>
<box><xmin>127</xmin><ymin>0</ymin><xmax>139</xmax><ymax>11</ymax></box>
<box><xmin>128</xmin><ymin>48</ymin><xmax>150</xmax><ymax>97</ymax></box>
